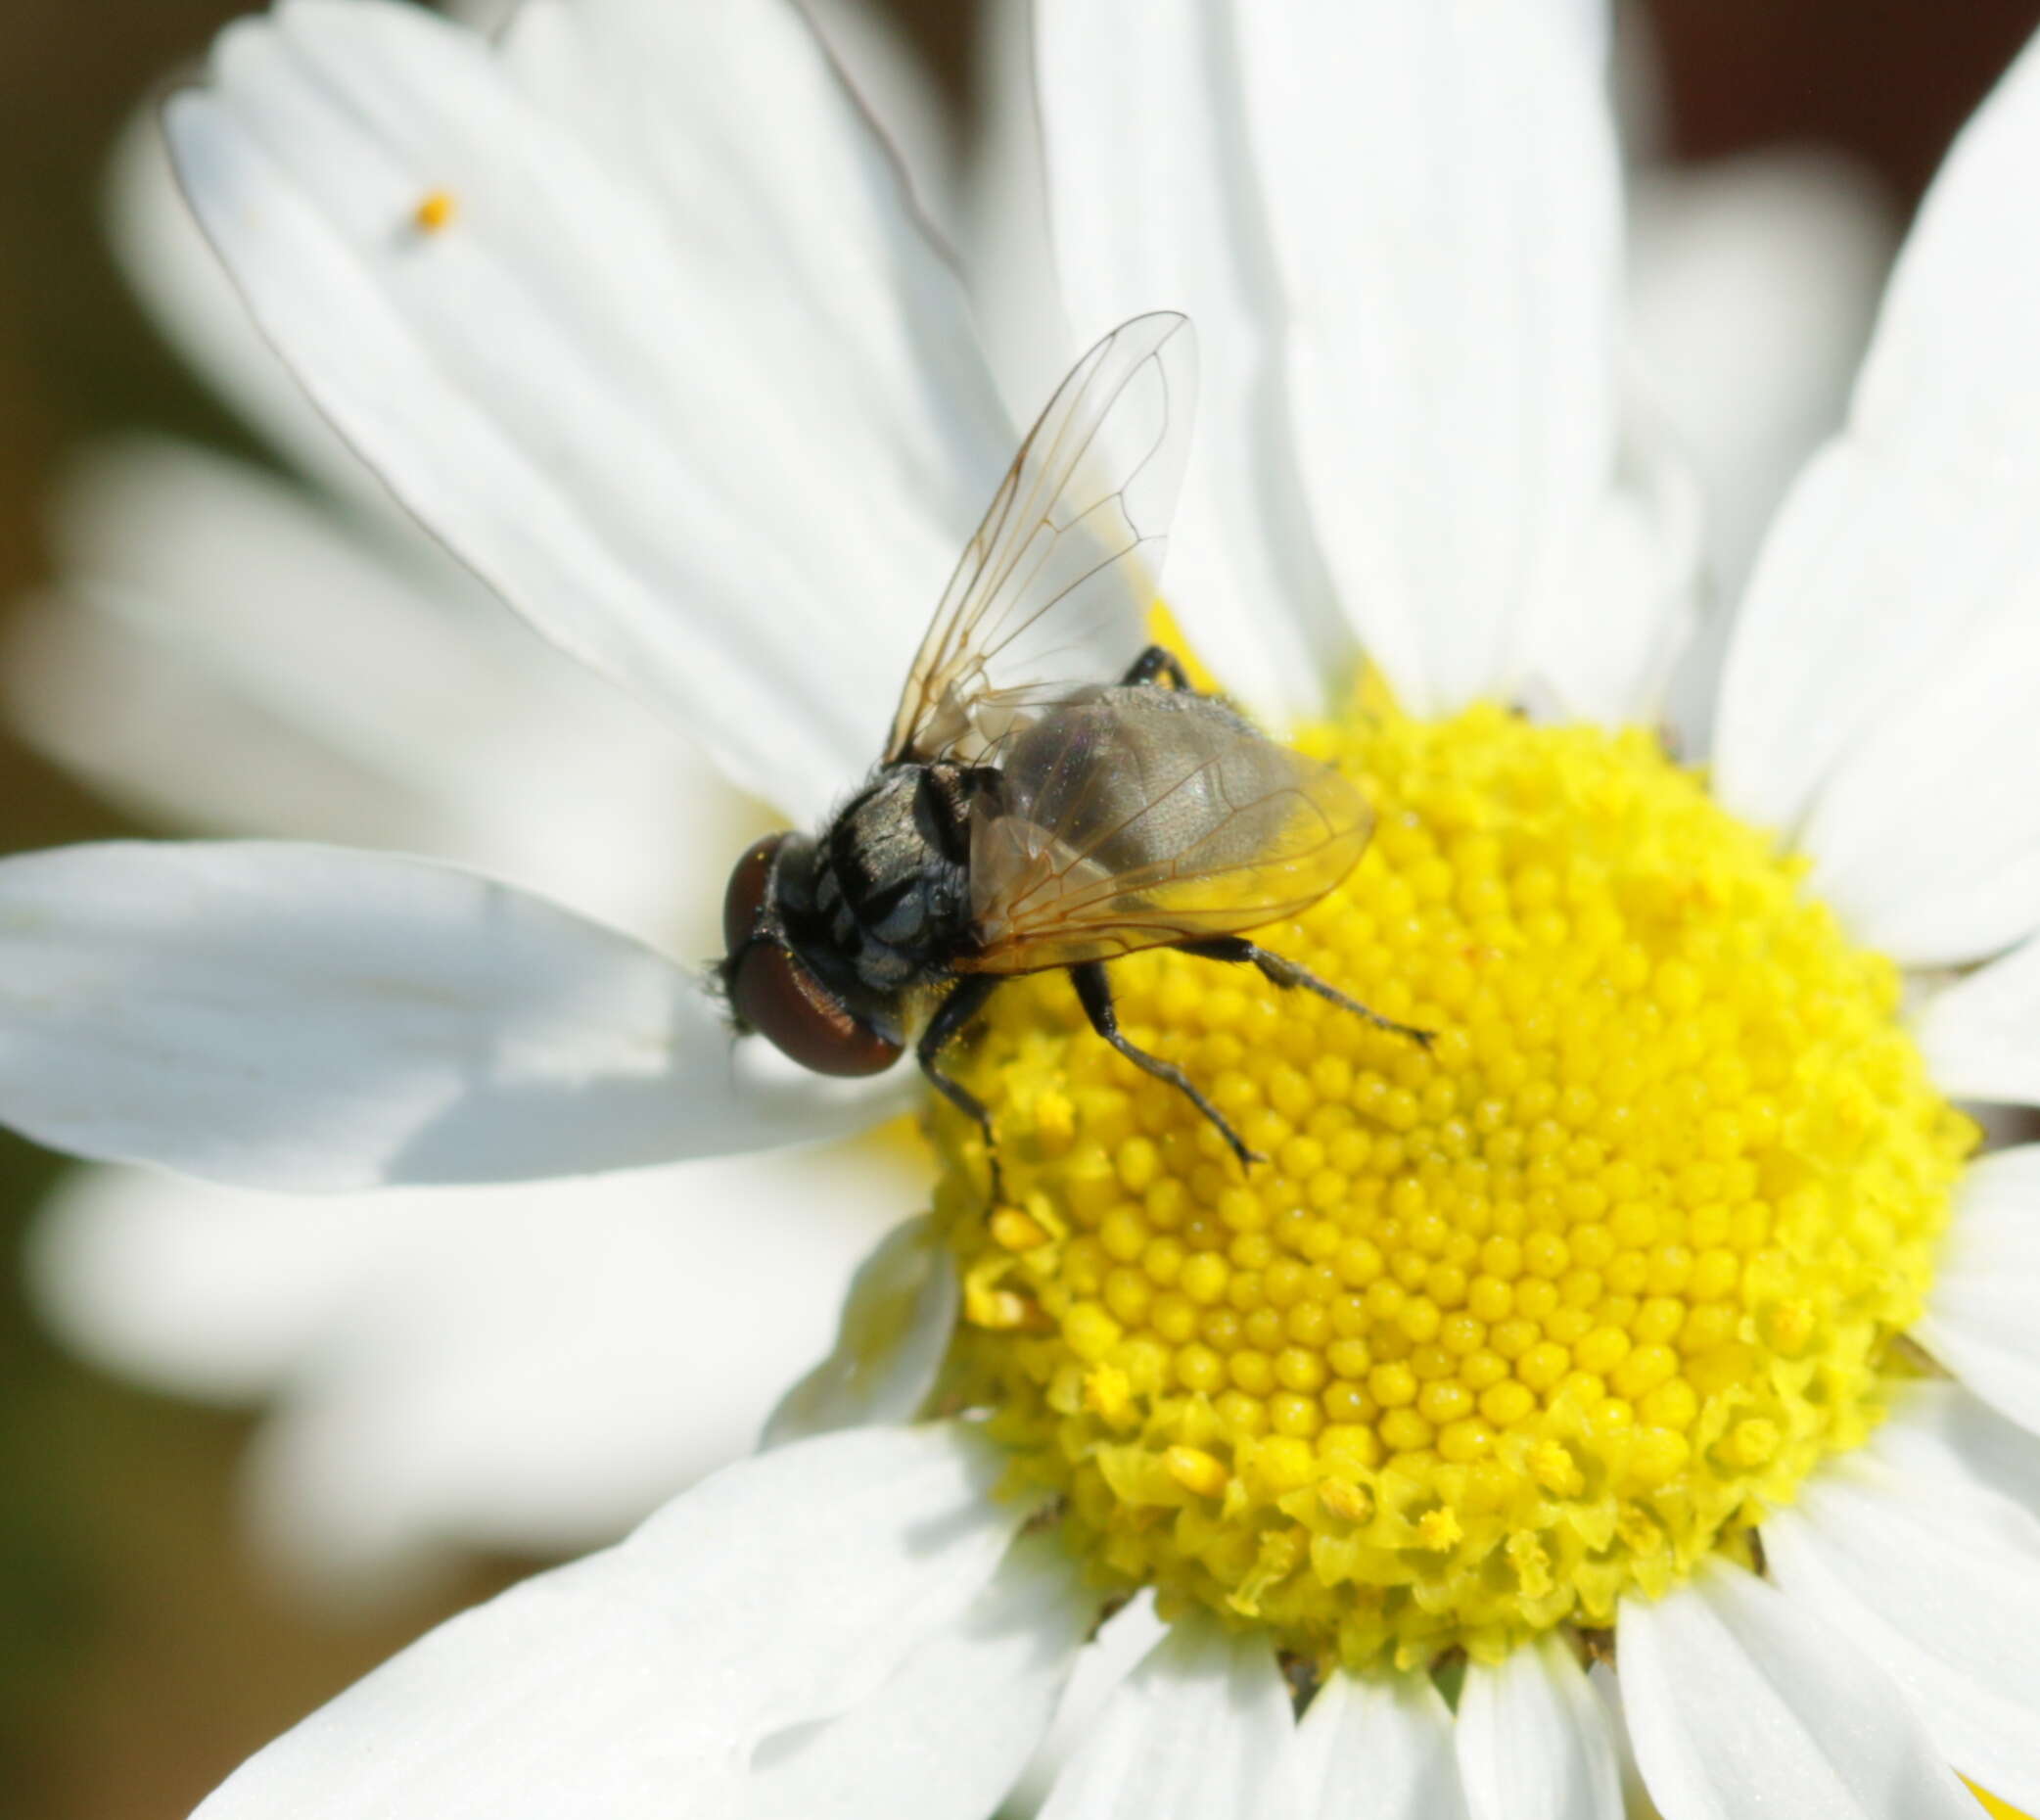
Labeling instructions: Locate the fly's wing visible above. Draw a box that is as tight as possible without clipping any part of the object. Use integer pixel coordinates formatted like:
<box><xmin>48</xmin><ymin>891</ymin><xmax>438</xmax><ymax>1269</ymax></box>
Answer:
<box><xmin>961</xmin><ymin>689</ymin><xmax>1372</xmax><ymax>974</ymax></box>
<box><xmin>886</xmin><ymin>313</ymin><xmax>1197</xmax><ymax>765</ymax></box>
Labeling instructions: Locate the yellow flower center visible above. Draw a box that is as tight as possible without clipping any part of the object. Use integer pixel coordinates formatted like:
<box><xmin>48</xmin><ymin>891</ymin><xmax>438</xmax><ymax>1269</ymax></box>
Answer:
<box><xmin>931</xmin><ymin>701</ymin><xmax>1973</xmax><ymax>1670</ymax></box>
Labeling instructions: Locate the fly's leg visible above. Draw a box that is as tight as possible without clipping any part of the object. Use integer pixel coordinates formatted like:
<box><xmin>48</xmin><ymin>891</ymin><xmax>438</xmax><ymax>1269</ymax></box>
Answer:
<box><xmin>1071</xmin><ymin>961</ymin><xmax>1262</xmax><ymax>1168</ymax></box>
<box><xmin>1121</xmin><ymin>644</ymin><xmax>1194</xmax><ymax>692</ymax></box>
<box><xmin>1173</xmin><ymin>936</ymin><xmax>1435</xmax><ymax>1048</ymax></box>
<box><xmin>918</xmin><ymin>975</ymin><xmax>1006</xmax><ymax>1203</ymax></box>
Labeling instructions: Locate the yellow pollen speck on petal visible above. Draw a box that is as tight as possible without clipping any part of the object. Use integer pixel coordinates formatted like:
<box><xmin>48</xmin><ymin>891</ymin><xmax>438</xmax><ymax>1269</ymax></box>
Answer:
<box><xmin>412</xmin><ymin>188</ymin><xmax>458</xmax><ymax>234</ymax></box>
<box><xmin>931</xmin><ymin>701</ymin><xmax>1970</xmax><ymax>1668</ymax></box>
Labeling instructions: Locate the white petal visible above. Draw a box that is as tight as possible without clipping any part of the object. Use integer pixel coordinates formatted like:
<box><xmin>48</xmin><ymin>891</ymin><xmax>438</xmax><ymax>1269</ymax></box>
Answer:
<box><xmin>1583</xmin><ymin>1659</ymin><xmax>1654</xmax><ymax>1818</ymax></box>
<box><xmin>1034</xmin><ymin>1</ymin><xmax>1346</xmax><ymax>723</ymax></box>
<box><xmin>446</xmin><ymin>0</ymin><xmax>517</xmax><ymax>28</ymax></box>
<box><xmin>194</xmin><ymin>1423</ymin><xmax>1022</xmax><ymax>1820</ymax></box>
<box><xmin>1871</xmin><ymin>1378</ymin><xmax>2040</xmax><ymax>1517</ymax></box>
<box><xmin>1038</xmin><ymin>1617</ymin><xmax>1295</xmax><ymax>1820</ymax></box>
<box><xmin>24</xmin><ymin>1161</ymin><xmax>387</xmax><ymax>1404</ymax></box>
<box><xmin>167</xmin><ymin>0</ymin><xmax>1008</xmax><ymax>820</ymax></box>
<box><xmin>1638</xmin><ymin>153</ymin><xmax>1896</xmax><ymax>758</ymax></box>
<box><xmin>1003</xmin><ymin>1592</ymin><xmax>1171</xmax><ymax>1818</ymax></box>
<box><xmin>1796</xmin><ymin>587</ymin><xmax>2040</xmax><ymax>964</ymax></box>
<box><xmin>953</xmin><ymin>0</ymin><xmax>1073</xmax><ymax>431</ymax></box>
<box><xmin>249</xmin><ymin>1142</ymin><xmax>910</xmax><ymax>1592</ymax></box>
<box><xmin>1236</xmin><ymin>3</ymin><xmax>1639</xmax><ymax>721</ymax></box>
<box><xmin>748</xmin><ymin>1533</ymin><xmax>1090</xmax><ymax>1820</ymax></box>
<box><xmin>9</xmin><ymin>437</ymin><xmax>756</xmax><ymax>944</ymax></box>
<box><xmin>1283</xmin><ymin>1670</ymin><xmax>1467</xmax><ymax>1820</ymax></box>
<box><xmin>1765</xmin><ymin>1460</ymin><xmax>2040</xmax><ymax>1814</ymax></box>
<box><xmin>1458</xmin><ymin>1634</ymin><xmax>1623</xmax><ymax>1820</ymax></box>
<box><xmin>29</xmin><ymin>1139</ymin><xmax>915</xmax><ymax>1596</ymax></box>
<box><xmin>1631</xmin><ymin>152</ymin><xmax>1894</xmax><ymax>607</ymax></box>
<box><xmin>1911</xmin><ymin>1145</ymin><xmax>2040</xmax><ymax>1439</ymax></box>
<box><xmin>1916</xmin><ymin>933</ymin><xmax>2040</xmax><ymax>1111</ymax></box>
<box><xmin>764</xmin><ymin>1213</ymin><xmax>958</xmax><ymax>1450</ymax></box>
<box><xmin>1714</xmin><ymin>31</ymin><xmax>2040</xmax><ymax>918</ymax></box>
<box><xmin>1713</xmin><ymin>446</ymin><xmax>2040</xmax><ymax>904</ymax></box>
<box><xmin>5</xmin><ymin>585</ymin><xmax>449</xmax><ymax>859</ymax></box>
<box><xmin>1522</xmin><ymin>407</ymin><xmax>1703</xmax><ymax>728</ymax></box>
<box><xmin>105</xmin><ymin>111</ymin><xmax>386</xmax><ymax>513</ymax></box>
<box><xmin>501</xmin><ymin>0</ymin><xmax>1003</xmax><ymax>542</ymax></box>
<box><xmin>1619</xmin><ymin>1558</ymin><xmax>1975</xmax><ymax>1820</ymax></box>
<box><xmin>0</xmin><ymin>841</ymin><xmax>905</xmax><ymax>1190</ymax></box>
<box><xmin>800</xmin><ymin>0</ymin><xmax>960</xmax><ymax>243</ymax></box>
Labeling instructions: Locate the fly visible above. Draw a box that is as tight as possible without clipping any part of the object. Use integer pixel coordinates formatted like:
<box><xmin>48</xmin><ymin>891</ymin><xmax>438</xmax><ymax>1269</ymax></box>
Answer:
<box><xmin>718</xmin><ymin>313</ymin><xmax>1426</xmax><ymax>1196</ymax></box>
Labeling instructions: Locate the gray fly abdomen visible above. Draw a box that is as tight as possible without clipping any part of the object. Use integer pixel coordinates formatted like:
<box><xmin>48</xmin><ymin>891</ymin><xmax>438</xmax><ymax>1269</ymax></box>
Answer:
<box><xmin>962</xmin><ymin>682</ymin><xmax>1372</xmax><ymax>972</ymax></box>
<box><xmin>991</xmin><ymin>686</ymin><xmax>1296</xmax><ymax>878</ymax></box>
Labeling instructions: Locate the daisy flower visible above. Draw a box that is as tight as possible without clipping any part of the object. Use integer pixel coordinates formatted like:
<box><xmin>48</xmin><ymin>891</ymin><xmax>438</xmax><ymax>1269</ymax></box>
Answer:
<box><xmin>12</xmin><ymin>0</ymin><xmax>1887</xmax><ymax>1604</ymax></box>
<box><xmin>13</xmin><ymin>0</ymin><xmax>2040</xmax><ymax>1814</ymax></box>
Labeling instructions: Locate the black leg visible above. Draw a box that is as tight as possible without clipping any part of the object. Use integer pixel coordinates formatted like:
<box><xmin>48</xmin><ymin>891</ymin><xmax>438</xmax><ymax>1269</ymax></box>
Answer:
<box><xmin>1120</xmin><ymin>644</ymin><xmax>1193</xmax><ymax>691</ymax></box>
<box><xmin>918</xmin><ymin>974</ymin><xmax>1006</xmax><ymax>1200</ymax></box>
<box><xmin>1070</xmin><ymin>961</ymin><xmax>1260</xmax><ymax>1167</ymax></box>
<box><xmin>1174</xmin><ymin>937</ymin><xmax>1433</xmax><ymax>1048</ymax></box>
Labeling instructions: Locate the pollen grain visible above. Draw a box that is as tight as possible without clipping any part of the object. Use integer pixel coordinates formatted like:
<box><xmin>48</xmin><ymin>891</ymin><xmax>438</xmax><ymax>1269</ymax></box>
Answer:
<box><xmin>411</xmin><ymin>188</ymin><xmax>458</xmax><ymax>235</ymax></box>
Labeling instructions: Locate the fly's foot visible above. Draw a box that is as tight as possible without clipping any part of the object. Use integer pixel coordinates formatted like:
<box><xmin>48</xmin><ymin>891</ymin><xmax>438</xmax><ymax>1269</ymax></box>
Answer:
<box><xmin>1120</xmin><ymin>644</ymin><xmax>1195</xmax><ymax>692</ymax></box>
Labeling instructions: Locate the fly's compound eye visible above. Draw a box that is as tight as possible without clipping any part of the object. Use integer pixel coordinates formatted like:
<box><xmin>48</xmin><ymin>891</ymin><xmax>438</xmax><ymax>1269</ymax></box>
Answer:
<box><xmin>728</xmin><ymin>941</ymin><xmax>904</xmax><ymax>1077</ymax></box>
<box><xmin>722</xmin><ymin>833</ymin><xmax>787</xmax><ymax>955</ymax></box>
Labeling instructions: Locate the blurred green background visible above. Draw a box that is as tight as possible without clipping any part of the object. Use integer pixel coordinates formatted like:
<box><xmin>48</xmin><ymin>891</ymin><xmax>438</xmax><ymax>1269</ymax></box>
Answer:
<box><xmin>1</xmin><ymin>2</ymin><xmax>2037</xmax><ymax>1814</ymax></box>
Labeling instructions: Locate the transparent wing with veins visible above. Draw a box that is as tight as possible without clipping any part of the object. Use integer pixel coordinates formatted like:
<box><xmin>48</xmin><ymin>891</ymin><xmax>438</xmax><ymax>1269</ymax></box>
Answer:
<box><xmin>886</xmin><ymin>312</ymin><xmax>1198</xmax><ymax>765</ymax></box>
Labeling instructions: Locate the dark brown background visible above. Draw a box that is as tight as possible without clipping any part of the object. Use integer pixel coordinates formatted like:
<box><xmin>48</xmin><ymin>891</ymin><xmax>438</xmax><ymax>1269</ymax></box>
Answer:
<box><xmin>1</xmin><ymin>3</ymin><xmax>2036</xmax><ymax>1815</ymax></box>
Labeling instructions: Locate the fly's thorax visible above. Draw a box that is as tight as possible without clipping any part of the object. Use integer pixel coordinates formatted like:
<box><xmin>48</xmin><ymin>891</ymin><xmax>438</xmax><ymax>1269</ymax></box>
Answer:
<box><xmin>782</xmin><ymin>765</ymin><xmax>977</xmax><ymax>1002</ymax></box>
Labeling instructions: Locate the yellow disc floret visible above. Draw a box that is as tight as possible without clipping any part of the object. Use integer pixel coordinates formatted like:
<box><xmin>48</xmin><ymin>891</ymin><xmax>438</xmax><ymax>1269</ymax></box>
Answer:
<box><xmin>931</xmin><ymin>701</ymin><xmax>1973</xmax><ymax>1670</ymax></box>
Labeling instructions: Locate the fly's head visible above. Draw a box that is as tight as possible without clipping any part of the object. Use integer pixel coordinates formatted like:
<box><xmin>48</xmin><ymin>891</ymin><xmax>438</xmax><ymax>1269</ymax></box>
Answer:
<box><xmin>718</xmin><ymin>832</ymin><xmax>904</xmax><ymax>1077</ymax></box>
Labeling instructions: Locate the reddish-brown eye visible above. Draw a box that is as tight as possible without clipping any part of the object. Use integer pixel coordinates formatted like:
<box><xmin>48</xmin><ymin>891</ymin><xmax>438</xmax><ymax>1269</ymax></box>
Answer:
<box><xmin>722</xmin><ymin>833</ymin><xmax>787</xmax><ymax>956</ymax></box>
<box><xmin>729</xmin><ymin>942</ymin><xmax>904</xmax><ymax>1077</ymax></box>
